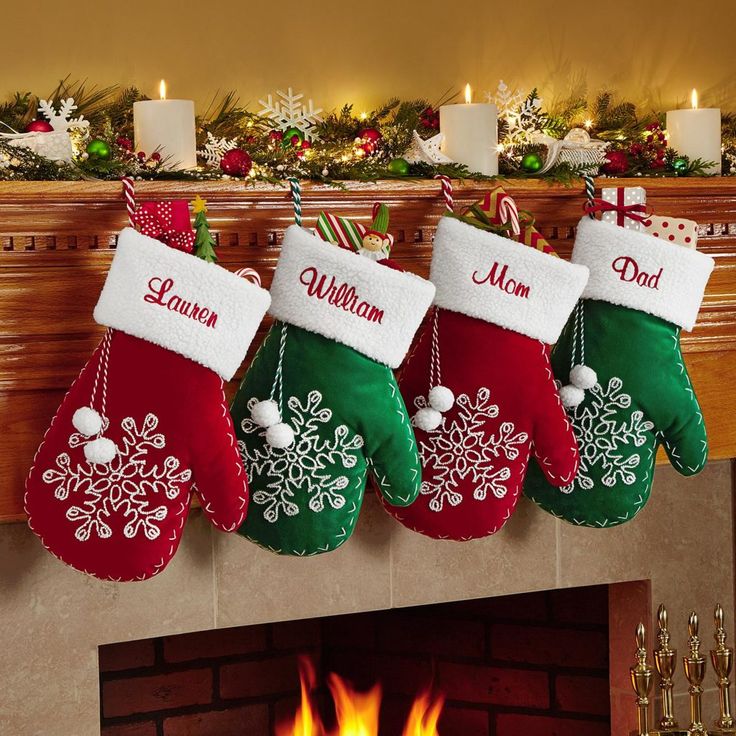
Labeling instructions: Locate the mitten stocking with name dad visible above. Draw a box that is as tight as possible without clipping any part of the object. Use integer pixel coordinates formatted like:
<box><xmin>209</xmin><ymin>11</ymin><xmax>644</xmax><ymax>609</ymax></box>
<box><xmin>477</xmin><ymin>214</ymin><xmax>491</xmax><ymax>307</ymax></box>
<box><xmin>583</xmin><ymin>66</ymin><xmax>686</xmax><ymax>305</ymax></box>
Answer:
<box><xmin>25</xmin><ymin>228</ymin><xmax>271</xmax><ymax>581</ymax></box>
<box><xmin>231</xmin><ymin>224</ymin><xmax>435</xmax><ymax>555</ymax></box>
<box><xmin>380</xmin><ymin>216</ymin><xmax>589</xmax><ymax>540</ymax></box>
<box><xmin>524</xmin><ymin>217</ymin><xmax>714</xmax><ymax>528</ymax></box>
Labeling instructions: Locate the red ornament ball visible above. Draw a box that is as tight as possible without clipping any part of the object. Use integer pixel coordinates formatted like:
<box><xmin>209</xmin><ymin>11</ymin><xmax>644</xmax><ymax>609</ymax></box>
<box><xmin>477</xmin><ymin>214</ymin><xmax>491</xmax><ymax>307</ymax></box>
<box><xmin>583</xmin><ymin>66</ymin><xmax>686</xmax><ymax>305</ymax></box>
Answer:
<box><xmin>25</xmin><ymin>119</ymin><xmax>54</xmax><ymax>133</ymax></box>
<box><xmin>301</xmin><ymin>140</ymin><xmax>312</xmax><ymax>150</ymax></box>
<box><xmin>360</xmin><ymin>127</ymin><xmax>382</xmax><ymax>144</ymax></box>
<box><xmin>602</xmin><ymin>150</ymin><xmax>629</xmax><ymax>175</ymax></box>
<box><xmin>220</xmin><ymin>148</ymin><xmax>253</xmax><ymax>176</ymax></box>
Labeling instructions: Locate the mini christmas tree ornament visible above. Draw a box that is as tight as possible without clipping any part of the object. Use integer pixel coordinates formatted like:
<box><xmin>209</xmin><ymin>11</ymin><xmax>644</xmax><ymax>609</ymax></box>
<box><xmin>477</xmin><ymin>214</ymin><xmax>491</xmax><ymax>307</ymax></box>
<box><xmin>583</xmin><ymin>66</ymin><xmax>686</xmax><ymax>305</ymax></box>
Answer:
<box><xmin>192</xmin><ymin>195</ymin><xmax>218</xmax><ymax>263</ymax></box>
<box><xmin>380</xmin><ymin>213</ymin><xmax>589</xmax><ymax>540</ymax></box>
<box><xmin>524</xmin><ymin>216</ymin><xmax>715</xmax><ymax>527</ymax></box>
<box><xmin>25</xmin><ymin>227</ymin><xmax>271</xmax><ymax>581</ymax></box>
<box><xmin>231</xmin><ymin>222</ymin><xmax>435</xmax><ymax>555</ymax></box>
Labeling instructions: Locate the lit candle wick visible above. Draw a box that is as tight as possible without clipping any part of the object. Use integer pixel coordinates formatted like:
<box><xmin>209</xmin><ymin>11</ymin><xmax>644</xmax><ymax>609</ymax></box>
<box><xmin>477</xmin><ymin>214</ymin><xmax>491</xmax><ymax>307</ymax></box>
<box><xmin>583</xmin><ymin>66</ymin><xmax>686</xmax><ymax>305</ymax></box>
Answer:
<box><xmin>159</xmin><ymin>79</ymin><xmax>167</xmax><ymax>101</ymax></box>
<box><xmin>464</xmin><ymin>84</ymin><xmax>472</xmax><ymax>105</ymax></box>
<box><xmin>691</xmin><ymin>88</ymin><xmax>698</xmax><ymax>110</ymax></box>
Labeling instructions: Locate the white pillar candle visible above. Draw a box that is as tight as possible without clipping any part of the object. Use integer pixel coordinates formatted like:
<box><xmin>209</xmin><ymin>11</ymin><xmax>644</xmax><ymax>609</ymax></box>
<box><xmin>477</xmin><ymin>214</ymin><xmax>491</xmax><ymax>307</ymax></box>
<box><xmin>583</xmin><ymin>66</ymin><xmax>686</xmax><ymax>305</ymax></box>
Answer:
<box><xmin>440</xmin><ymin>84</ymin><xmax>498</xmax><ymax>176</ymax></box>
<box><xmin>666</xmin><ymin>89</ymin><xmax>721</xmax><ymax>174</ymax></box>
<box><xmin>134</xmin><ymin>80</ymin><xmax>197</xmax><ymax>170</ymax></box>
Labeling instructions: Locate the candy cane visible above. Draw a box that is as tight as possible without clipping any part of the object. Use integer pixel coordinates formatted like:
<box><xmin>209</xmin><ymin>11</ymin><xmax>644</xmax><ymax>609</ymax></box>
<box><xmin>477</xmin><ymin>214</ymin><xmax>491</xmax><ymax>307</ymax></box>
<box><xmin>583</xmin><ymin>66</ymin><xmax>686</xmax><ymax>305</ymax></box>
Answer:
<box><xmin>583</xmin><ymin>174</ymin><xmax>596</xmax><ymax>219</ymax></box>
<box><xmin>234</xmin><ymin>267</ymin><xmax>262</xmax><ymax>286</ymax></box>
<box><xmin>288</xmin><ymin>177</ymin><xmax>302</xmax><ymax>226</ymax></box>
<box><xmin>434</xmin><ymin>174</ymin><xmax>454</xmax><ymax>212</ymax></box>
<box><xmin>121</xmin><ymin>176</ymin><xmax>136</xmax><ymax>226</ymax></box>
<box><xmin>496</xmin><ymin>192</ymin><xmax>521</xmax><ymax>236</ymax></box>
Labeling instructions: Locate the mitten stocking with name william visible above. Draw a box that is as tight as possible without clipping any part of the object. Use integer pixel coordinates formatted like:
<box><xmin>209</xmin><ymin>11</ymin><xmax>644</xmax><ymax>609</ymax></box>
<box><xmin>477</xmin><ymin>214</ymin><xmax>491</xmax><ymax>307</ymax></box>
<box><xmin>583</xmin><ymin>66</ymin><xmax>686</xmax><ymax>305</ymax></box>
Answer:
<box><xmin>380</xmin><ymin>216</ymin><xmax>589</xmax><ymax>540</ymax></box>
<box><xmin>25</xmin><ymin>227</ymin><xmax>271</xmax><ymax>581</ymax></box>
<box><xmin>524</xmin><ymin>217</ymin><xmax>714</xmax><ymax>528</ymax></box>
<box><xmin>231</xmin><ymin>224</ymin><xmax>435</xmax><ymax>555</ymax></box>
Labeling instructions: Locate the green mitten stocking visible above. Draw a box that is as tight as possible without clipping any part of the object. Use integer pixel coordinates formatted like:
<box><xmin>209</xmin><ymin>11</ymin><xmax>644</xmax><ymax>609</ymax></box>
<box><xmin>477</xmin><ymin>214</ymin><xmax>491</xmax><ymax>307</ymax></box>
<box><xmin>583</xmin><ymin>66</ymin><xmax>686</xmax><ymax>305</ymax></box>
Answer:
<box><xmin>524</xmin><ymin>217</ymin><xmax>714</xmax><ymax>527</ymax></box>
<box><xmin>231</xmin><ymin>225</ymin><xmax>435</xmax><ymax>554</ymax></box>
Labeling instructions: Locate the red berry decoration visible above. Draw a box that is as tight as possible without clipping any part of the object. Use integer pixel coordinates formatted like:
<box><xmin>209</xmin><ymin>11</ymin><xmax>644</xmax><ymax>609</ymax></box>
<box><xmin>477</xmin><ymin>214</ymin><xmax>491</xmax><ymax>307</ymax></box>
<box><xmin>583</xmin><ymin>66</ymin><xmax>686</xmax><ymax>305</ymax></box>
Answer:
<box><xmin>220</xmin><ymin>148</ymin><xmax>253</xmax><ymax>177</ymax></box>
<box><xmin>116</xmin><ymin>136</ymin><xmax>133</xmax><ymax>151</ymax></box>
<box><xmin>269</xmin><ymin>130</ymin><xmax>284</xmax><ymax>142</ymax></box>
<box><xmin>301</xmin><ymin>140</ymin><xmax>312</xmax><ymax>150</ymax></box>
<box><xmin>25</xmin><ymin>119</ymin><xmax>54</xmax><ymax>133</ymax></box>
<box><xmin>420</xmin><ymin>107</ymin><xmax>440</xmax><ymax>130</ymax></box>
<box><xmin>601</xmin><ymin>149</ymin><xmax>629</xmax><ymax>175</ymax></box>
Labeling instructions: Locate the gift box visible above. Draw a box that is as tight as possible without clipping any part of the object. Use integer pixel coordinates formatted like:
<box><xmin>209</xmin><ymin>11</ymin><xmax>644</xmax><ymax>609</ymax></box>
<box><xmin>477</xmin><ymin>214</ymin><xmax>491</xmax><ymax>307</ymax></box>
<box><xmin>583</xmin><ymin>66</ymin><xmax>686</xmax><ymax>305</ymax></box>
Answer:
<box><xmin>464</xmin><ymin>186</ymin><xmax>558</xmax><ymax>257</ymax></box>
<box><xmin>601</xmin><ymin>186</ymin><xmax>647</xmax><ymax>232</ymax></box>
<box><xmin>643</xmin><ymin>214</ymin><xmax>698</xmax><ymax>249</ymax></box>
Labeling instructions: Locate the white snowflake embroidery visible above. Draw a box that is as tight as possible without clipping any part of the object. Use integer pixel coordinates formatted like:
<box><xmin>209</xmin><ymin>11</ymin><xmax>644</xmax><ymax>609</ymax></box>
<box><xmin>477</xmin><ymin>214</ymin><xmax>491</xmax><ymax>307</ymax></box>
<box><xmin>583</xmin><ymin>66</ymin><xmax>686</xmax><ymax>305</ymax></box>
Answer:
<box><xmin>562</xmin><ymin>376</ymin><xmax>654</xmax><ymax>493</ymax></box>
<box><xmin>258</xmin><ymin>87</ymin><xmax>323</xmax><ymax>141</ymax></box>
<box><xmin>415</xmin><ymin>387</ymin><xmax>528</xmax><ymax>512</ymax></box>
<box><xmin>41</xmin><ymin>414</ymin><xmax>191</xmax><ymax>542</ymax></box>
<box><xmin>198</xmin><ymin>131</ymin><xmax>238</xmax><ymax>167</ymax></box>
<box><xmin>239</xmin><ymin>390</ymin><xmax>364</xmax><ymax>523</ymax></box>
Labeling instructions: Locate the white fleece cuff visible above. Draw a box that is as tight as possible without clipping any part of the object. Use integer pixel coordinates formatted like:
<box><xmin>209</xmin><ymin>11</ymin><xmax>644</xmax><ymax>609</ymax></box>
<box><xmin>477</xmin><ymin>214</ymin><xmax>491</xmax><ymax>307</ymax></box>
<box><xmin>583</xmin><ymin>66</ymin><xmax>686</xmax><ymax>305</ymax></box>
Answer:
<box><xmin>269</xmin><ymin>225</ymin><xmax>436</xmax><ymax>368</ymax></box>
<box><xmin>94</xmin><ymin>228</ymin><xmax>271</xmax><ymax>380</ymax></box>
<box><xmin>573</xmin><ymin>217</ymin><xmax>714</xmax><ymax>331</ymax></box>
<box><xmin>430</xmin><ymin>217</ymin><xmax>589</xmax><ymax>344</ymax></box>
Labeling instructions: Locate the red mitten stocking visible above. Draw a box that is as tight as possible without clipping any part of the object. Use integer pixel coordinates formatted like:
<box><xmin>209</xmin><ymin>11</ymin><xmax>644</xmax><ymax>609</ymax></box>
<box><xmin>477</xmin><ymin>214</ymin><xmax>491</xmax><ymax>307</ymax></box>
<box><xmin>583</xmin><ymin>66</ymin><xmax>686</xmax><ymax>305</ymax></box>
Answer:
<box><xmin>381</xmin><ymin>216</ymin><xmax>588</xmax><ymax>540</ymax></box>
<box><xmin>25</xmin><ymin>228</ymin><xmax>271</xmax><ymax>581</ymax></box>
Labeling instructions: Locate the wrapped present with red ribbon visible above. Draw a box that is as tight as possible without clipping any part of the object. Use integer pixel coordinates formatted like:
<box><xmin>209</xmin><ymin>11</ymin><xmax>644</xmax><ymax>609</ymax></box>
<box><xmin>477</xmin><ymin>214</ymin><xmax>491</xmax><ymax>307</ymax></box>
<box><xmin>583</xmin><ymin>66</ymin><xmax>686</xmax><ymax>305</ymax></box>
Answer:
<box><xmin>455</xmin><ymin>185</ymin><xmax>558</xmax><ymax>257</ymax></box>
<box><xmin>590</xmin><ymin>186</ymin><xmax>648</xmax><ymax>232</ymax></box>
<box><xmin>643</xmin><ymin>214</ymin><xmax>698</xmax><ymax>249</ymax></box>
<box><xmin>131</xmin><ymin>200</ymin><xmax>196</xmax><ymax>253</ymax></box>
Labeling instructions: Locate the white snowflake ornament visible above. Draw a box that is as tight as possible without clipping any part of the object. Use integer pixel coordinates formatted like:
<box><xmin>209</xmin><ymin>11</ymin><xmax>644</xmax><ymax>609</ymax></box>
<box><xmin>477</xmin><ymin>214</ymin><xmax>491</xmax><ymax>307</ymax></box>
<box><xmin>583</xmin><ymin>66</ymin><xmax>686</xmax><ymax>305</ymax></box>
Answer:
<box><xmin>198</xmin><ymin>131</ymin><xmax>238</xmax><ymax>167</ymax></box>
<box><xmin>38</xmin><ymin>98</ymin><xmax>90</xmax><ymax>133</ymax></box>
<box><xmin>258</xmin><ymin>87</ymin><xmax>323</xmax><ymax>141</ymax></box>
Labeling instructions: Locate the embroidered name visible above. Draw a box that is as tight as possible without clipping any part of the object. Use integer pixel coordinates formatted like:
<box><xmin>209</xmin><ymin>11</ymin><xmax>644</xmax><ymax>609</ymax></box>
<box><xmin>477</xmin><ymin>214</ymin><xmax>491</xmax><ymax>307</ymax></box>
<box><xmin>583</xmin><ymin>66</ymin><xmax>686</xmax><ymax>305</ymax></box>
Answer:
<box><xmin>144</xmin><ymin>277</ymin><xmax>218</xmax><ymax>328</ymax></box>
<box><xmin>471</xmin><ymin>262</ymin><xmax>530</xmax><ymax>299</ymax></box>
<box><xmin>611</xmin><ymin>256</ymin><xmax>662</xmax><ymax>289</ymax></box>
<box><xmin>299</xmin><ymin>267</ymin><xmax>384</xmax><ymax>323</ymax></box>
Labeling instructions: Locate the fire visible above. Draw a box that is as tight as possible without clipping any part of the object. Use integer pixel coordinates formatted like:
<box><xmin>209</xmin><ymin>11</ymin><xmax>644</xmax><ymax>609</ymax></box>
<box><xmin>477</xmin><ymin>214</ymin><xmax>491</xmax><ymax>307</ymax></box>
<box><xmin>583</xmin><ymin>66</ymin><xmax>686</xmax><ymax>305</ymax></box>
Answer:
<box><xmin>401</xmin><ymin>690</ymin><xmax>444</xmax><ymax>736</ymax></box>
<box><xmin>159</xmin><ymin>79</ymin><xmax>167</xmax><ymax>101</ymax></box>
<box><xmin>277</xmin><ymin>657</ymin><xmax>444</xmax><ymax>736</ymax></box>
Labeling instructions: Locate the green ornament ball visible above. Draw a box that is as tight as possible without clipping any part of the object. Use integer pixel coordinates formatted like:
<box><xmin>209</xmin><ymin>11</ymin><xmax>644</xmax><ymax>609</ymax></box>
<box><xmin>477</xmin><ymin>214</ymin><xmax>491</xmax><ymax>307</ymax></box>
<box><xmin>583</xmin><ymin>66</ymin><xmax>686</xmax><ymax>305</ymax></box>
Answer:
<box><xmin>282</xmin><ymin>126</ymin><xmax>304</xmax><ymax>147</ymax></box>
<box><xmin>521</xmin><ymin>152</ymin><xmax>543</xmax><ymax>173</ymax></box>
<box><xmin>86</xmin><ymin>139</ymin><xmax>111</xmax><ymax>160</ymax></box>
<box><xmin>673</xmin><ymin>157</ymin><xmax>689</xmax><ymax>175</ymax></box>
<box><xmin>388</xmin><ymin>157</ymin><xmax>410</xmax><ymax>176</ymax></box>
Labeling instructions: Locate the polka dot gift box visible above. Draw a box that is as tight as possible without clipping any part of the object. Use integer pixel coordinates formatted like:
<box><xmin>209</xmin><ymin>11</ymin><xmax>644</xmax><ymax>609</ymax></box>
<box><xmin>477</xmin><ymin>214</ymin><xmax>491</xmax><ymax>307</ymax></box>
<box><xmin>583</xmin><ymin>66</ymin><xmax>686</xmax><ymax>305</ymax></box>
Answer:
<box><xmin>643</xmin><ymin>214</ymin><xmax>698</xmax><ymax>249</ymax></box>
<box><xmin>601</xmin><ymin>186</ymin><xmax>646</xmax><ymax>231</ymax></box>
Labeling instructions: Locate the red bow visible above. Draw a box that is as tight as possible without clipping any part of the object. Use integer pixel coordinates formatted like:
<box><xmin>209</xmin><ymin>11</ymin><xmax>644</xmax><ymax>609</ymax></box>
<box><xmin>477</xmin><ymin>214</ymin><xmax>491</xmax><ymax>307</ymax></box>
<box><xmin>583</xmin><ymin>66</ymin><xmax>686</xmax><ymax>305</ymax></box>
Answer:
<box><xmin>132</xmin><ymin>201</ymin><xmax>195</xmax><ymax>253</ymax></box>
<box><xmin>583</xmin><ymin>196</ymin><xmax>650</xmax><ymax>225</ymax></box>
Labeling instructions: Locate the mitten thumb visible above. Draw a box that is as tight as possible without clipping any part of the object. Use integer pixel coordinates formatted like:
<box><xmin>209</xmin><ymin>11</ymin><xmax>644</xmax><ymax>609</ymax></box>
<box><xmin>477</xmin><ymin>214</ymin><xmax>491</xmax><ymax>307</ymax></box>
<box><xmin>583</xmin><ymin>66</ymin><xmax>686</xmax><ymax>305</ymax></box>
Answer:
<box><xmin>658</xmin><ymin>402</ymin><xmax>708</xmax><ymax>476</ymax></box>
<box><xmin>532</xmin><ymin>367</ymin><xmax>580</xmax><ymax>487</ymax></box>
<box><xmin>190</xmin><ymin>380</ymin><xmax>249</xmax><ymax>531</ymax></box>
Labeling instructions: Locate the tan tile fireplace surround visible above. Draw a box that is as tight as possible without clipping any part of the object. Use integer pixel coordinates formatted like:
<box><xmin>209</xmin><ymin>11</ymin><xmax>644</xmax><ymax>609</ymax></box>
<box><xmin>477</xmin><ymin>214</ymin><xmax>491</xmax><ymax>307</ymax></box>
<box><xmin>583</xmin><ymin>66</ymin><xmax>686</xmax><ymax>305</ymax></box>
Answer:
<box><xmin>1</xmin><ymin>180</ymin><xmax>735</xmax><ymax>734</ymax></box>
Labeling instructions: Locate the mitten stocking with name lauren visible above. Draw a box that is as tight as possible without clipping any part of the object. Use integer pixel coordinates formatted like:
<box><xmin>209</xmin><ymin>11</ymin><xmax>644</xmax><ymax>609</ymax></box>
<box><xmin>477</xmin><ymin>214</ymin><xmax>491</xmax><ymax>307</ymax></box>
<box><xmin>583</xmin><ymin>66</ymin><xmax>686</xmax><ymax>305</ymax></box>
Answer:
<box><xmin>231</xmin><ymin>225</ymin><xmax>435</xmax><ymax>555</ymax></box>
<box><xmin>524</xmin><ymin>217</ymin><xmax>714</xmax><ymax>528</ymax></box>
<box><xmin>25</xmin><ymin>228</ymin><xmax>271</xmax><ymax>581</ymax></box>
<box><xmin>380</xmin><ymin>216</ymin><xmax>588</xmax><ymax>540</ymax></box>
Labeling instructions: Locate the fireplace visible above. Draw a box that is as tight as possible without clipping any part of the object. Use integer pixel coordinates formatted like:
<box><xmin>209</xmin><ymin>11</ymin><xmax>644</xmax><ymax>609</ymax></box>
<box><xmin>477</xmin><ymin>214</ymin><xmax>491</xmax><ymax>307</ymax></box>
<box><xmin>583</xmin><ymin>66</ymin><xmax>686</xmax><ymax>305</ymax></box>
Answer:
<box><xmin>99</xmin><ymin>586</ymin><xmax>611</xmax><ymax>736</ymax></box>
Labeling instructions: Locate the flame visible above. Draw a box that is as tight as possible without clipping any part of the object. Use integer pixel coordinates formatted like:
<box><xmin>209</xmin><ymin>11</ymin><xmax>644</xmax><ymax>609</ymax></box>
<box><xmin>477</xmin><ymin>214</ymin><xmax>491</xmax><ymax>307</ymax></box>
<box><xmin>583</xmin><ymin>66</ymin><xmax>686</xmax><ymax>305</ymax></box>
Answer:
<box><xmin>328</xmin><ymin>674</ymin><xmax>381</xmax><ymax>736</ymax></box>
<box><xmin>464</xmin><ymin>83</ymin><xmax>472</xmax><ymax>105</ymax></box>
<box><xmin>277</xmin><ymin>659</ymin><xmax>443</xmax><ymax>736</ymax></box>
<box><xmin>691</xmin><ymin>88</ymin><xmax>698</xmax><ymax>109</ymax></box>
<box><xmin>159</xmin><ymin>79</ymin><xmax>167</xmax><ymax>100</ymax></box>
<box><xmin>277</xmin><ymin>657</ymin><xmax>325</xmax><ymax>736</ymax></box>
<box><xmin>402</xmin><ymin>689</ymin><xmax>444</xmax><ymax>736</ymax></box>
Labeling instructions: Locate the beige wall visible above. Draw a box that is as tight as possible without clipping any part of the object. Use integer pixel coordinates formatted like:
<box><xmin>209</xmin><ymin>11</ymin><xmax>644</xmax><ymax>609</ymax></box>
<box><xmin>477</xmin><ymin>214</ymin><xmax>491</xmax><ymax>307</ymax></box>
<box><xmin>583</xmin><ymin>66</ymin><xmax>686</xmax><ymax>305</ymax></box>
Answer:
<box><xmin>2</xmin><ymin>0</ymin><xmax>734</xmax><ymax>115</ymax></box>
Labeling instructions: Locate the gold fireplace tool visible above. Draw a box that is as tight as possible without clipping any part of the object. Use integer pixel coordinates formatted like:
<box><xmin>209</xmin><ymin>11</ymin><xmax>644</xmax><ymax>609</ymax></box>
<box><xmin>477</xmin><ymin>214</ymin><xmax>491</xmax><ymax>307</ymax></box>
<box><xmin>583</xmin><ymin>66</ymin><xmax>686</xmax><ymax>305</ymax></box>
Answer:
<box><xmin>631</xmin><ymin>604</ymin><xmax>736</xmax><ymax>736</ymax></box>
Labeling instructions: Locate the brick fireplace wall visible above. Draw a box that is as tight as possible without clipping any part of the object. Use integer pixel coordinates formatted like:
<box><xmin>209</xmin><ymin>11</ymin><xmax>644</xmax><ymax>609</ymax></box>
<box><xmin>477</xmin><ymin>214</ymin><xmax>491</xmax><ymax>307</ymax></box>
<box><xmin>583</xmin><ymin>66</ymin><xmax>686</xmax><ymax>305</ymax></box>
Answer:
<box><xmin>99</xmin><ymin>586</ymin><xmax>610</xmax><ymax>736</ymax></box>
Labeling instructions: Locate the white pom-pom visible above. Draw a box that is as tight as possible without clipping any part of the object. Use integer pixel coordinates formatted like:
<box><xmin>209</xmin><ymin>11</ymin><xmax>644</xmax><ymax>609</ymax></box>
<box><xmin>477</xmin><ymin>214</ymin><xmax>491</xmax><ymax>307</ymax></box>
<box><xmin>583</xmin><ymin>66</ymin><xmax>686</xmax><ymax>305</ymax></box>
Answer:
<box><xmin>266</xmin><ymin>422</ymin><xmax>295</xmax><ymax>449</ymax></box>
<box><xmin>428</xmin><ymin>385</ymin><xmax>455</xmax><ymax>412</ymax></box>
<box><xmin>414</xmin><ymin>407</ymin><xmax>443</xmax><ymax>431</ymax></box>
<box><xmin>560</xmin><ymin>384</ymin><xmax>585</xmax><ymax>409</ymax></box>
<box><xmin>84</xmin><ymin>437</ymin><xmax>117</xmax><ymax>464</ymax></box>
<box><xmin>251</xmin><ymin>399</ymin><xmax>281</xmax><ymax>428</ymax></box>
<box><xmin>569</xmin><ymin>364</ymin><xmax>598</xmax><ymax>390</ymax></box>
<box><xmin>72</xmin><ymin>406</ymin><xmax>103</xmax><ymax>437</ymax></box>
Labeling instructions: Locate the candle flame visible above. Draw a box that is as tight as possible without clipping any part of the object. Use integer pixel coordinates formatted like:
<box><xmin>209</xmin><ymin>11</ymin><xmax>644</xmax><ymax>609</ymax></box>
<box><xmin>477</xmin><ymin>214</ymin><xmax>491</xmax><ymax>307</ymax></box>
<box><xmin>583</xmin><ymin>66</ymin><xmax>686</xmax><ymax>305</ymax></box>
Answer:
<box><xmin>691</xmin><ymin>88</ymin><xmax>698</xmax><ymax>109</ymax></box>
<box><xmin>464</xmin><ymin>83</ymin><xmax>472</xmax><ymax>104</ymax></box>
<box><xmin>159</xmin><ymin>79</ymin><xmax>167</xmax><ymax>100</ymax></box>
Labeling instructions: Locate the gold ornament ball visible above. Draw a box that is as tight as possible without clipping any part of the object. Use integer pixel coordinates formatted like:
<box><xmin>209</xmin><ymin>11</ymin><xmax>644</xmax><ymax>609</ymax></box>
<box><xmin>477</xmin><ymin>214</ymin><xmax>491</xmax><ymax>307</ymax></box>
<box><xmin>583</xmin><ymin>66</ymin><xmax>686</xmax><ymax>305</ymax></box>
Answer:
<box><xmin>388</xmin><ymin>157</ymin><xmax>410</xmax><ymax>176</ymax></box>
<box><xmin>521</xmin><ymin>152</ymin><xmax>543</xmax><ymax>173</ymax></box>
<box><xmin>86</xmin><ymin>139</ymin><xmax>112</xmax><ymax>160</ymax></box>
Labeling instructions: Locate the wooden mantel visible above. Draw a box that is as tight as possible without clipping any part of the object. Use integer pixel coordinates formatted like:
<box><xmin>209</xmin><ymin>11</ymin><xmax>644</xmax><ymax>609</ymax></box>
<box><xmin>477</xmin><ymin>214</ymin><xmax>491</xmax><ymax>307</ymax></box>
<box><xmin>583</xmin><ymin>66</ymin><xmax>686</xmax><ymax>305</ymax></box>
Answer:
<box><xmin>1</xmin><ymin>178</ymin><xmax>734</xmax><ymax>522</ymax></box>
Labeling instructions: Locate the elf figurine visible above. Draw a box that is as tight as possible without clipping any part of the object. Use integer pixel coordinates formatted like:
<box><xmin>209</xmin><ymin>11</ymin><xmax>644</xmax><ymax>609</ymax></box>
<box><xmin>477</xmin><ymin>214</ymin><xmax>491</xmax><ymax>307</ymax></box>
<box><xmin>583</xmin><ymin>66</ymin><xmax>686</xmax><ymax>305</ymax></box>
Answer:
<box><xmin>359</xmin><ymin>204</ymin><xmax>393</xmax><ymax>261</ymax></box>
